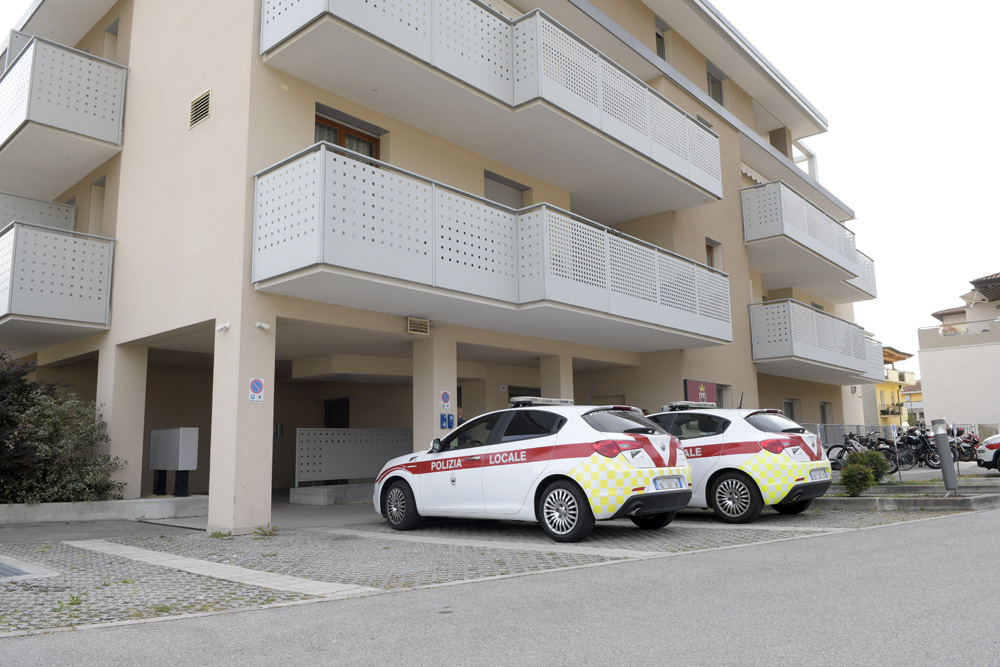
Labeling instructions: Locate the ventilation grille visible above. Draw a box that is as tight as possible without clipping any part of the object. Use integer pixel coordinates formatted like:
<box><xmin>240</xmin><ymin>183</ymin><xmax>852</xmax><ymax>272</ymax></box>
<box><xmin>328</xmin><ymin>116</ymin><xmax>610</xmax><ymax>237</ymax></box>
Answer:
<box><xmin>407</xmin><ymin>317</ymin><xmax>431</xmax><ymax>336</ymax></box>
<box><xmin>189</xmin><ymin>90</ymin><xmax>211</xmax><ymax>128</ymax></box>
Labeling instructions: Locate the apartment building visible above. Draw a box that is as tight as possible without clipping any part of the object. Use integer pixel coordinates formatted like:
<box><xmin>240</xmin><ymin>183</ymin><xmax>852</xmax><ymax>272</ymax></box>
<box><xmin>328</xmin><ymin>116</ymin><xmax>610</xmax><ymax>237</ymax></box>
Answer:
<box><xmin>0</xmin><ymin>0</ymin><xmax>882</xmax><ymax>532</ymax></box>
<box><xmin>918</xmin><ymin>272</ymin><xmax>1000</xmax><ymax>424</ymax></box>
<box><xmin>858</xmin><ymin>346</ymin><xmax>915</xmax><ymax>428</ymax></box>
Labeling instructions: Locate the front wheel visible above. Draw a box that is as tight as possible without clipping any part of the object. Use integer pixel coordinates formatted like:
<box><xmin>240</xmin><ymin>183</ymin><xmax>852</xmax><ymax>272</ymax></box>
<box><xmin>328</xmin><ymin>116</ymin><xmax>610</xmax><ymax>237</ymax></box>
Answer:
<box><xmin>538</xmin><ymin>480</ymin><xmax>595</xmax><ymax>542</ymax></box>
<box><xmin>926</xmin><ymin>451</ymin><xmax>942</xmax><ymax>469</ymax></box>
<box><xmin>773</xmin><ymin>499</ymin><xmax>813</xmax><ymax>515</ymax></box>
<box><xmin>881</xmin><ymin>449</ymin><xmax>899</xmax><ymax>475</ymax></box>
<box><xmin>629</xmin><ymin>512</ymin><xmax>676</xmax><ymax>529</ymax></box>
<box><xmin>709</xmin><ymin>472</ymin><xmax>763</xmax><ymax>524</ymax></box>
<box><xmin>384</xmin><ymin>480</ymin><xmax>420</xmax><ymax>531</ymax></box>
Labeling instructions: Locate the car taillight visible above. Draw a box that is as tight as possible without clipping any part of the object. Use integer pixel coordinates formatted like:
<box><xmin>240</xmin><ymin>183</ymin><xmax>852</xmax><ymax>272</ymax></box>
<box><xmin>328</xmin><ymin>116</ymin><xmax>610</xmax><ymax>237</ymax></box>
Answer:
<box><xmin>760</xmin><ymin>438</ymin><xmax>792</xmax><ymax>454</ymax></box>
<box><xmin>593</xmin><ymin>440</ymin><xmax>640</xmax><ymax>458</ymax></box>
<box><xmin>816</xmin><ymin>436</ymin><xmax>824</xmax><ymax>457</ymax></box>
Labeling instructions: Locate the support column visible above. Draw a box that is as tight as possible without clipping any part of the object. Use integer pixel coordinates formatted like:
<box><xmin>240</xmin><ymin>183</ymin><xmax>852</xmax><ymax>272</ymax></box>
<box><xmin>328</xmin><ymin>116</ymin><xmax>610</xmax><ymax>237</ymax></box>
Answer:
<box><xmin>207</xmin><ymin>317</ymin><xmax>276</xmax><ymax>535</ymax></box>
<box><xmin>412</xmin><ymin>334</ymin><xmax>457</xmax><ymax>452</ymax></box>
<box><xmin>540</xmin><ymin>354</ymin><xmax>574</xmax><ymax>400</ymax></box>
<box><xmin>95</xmin><ymin>344</ymin><xmax>148</xmax><ymax>499</ymax></box>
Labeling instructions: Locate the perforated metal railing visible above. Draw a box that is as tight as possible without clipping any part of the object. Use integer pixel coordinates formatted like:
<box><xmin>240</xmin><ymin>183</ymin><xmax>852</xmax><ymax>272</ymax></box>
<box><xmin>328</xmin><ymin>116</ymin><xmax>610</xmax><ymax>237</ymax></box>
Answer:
<box><xmin>259</xmin><ymin>0</ymin><xmax>722</xmax><ymax>197</ymax></box>
<box><xmin>0</xmin><ymin>36</ymin><xmax>126</xmax><ymax>148</ymax></box>
<box><xmin>0</xmin><ymin>191</ymin><xmax>76</xmax><ymax>231</ymax></box>
<box><xmin>748</xmin><ymin>299</ymin><xmax>868</xmax><ymax>373</ymax></box>
<box><xmin>254</xmin><ymin>144</ymin><xmax>731</xmax><ymax>339</ymax></box>
<box><xmin>742</xmin><ymin>181</ymin><xmax>870</xmax><ymax>278</ymax></box>
<box><xmin>296</xmin><ymin>429</ymin><xmax>414</xmax><ymax>486</ymax></box>
<box><xmin>0</xmin><ymin>222</ymin><xmax>114</xmax><ymax>324</ymax></box>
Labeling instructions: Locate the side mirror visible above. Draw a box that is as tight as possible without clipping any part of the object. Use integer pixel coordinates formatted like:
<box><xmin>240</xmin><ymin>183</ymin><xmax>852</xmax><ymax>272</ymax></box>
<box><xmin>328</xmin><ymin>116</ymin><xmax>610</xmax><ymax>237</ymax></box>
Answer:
<box><xmin>431</xmin><ymin>438</ymin><xmax>442</xmax><ymax>453</ymax></box>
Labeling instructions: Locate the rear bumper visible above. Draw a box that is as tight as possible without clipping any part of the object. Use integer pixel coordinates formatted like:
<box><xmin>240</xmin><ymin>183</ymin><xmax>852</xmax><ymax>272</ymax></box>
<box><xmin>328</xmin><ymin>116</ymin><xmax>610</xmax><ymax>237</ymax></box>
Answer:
<box><xmin>608</xmin><ymin>489</ymin><xmax>693</xmax><ymax>519</ymax></box>
<box><xmin>774</xmin><ymin>479</ymin><xmax>832</xmax><ymax>506</ymax></box>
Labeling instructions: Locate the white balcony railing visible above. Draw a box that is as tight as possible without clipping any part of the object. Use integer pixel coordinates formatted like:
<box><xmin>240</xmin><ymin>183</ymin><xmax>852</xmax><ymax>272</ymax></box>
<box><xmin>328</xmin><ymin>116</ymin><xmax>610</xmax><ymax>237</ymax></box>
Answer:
<box><xmin>259</xmin><ymin>0</ymin><xmax>722</xmax><ymax>198</ymax></box>
<box><xmin>254</xmin><ymin>144</ymin><xmax>732</xmax><ymax>343</ymax></box>
<box><xmin>0</xmin><ymin>222</ymin><xmax>114</xmax><ymax>325</ymax></box>
<box><xmin>0</xmin><ymin>37</ymin><xmax>126</xmax><ymax>148</ymax></box>
<box><xmin>0</xmin><ymin>190</ymin><xmax>76</xmax><ymax>231</ymax></box>
<box><xmin>742</xmin><ymin>181</ymin><xmax>877</xmax><ymax>300</ymax></box>
<box><xmin>750</xmin><ymin>300</ymin><xmax>879</xmax><ymax>382</ymax></box>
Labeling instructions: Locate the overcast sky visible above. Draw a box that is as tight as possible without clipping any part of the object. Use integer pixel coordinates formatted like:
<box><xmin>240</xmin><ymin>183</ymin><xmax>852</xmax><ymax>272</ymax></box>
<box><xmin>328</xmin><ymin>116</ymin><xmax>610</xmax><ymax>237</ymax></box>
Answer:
<box><xmin>3</xmin><ymin>1</ymin><xmax>994</xmax><ymax>375</ymax></box>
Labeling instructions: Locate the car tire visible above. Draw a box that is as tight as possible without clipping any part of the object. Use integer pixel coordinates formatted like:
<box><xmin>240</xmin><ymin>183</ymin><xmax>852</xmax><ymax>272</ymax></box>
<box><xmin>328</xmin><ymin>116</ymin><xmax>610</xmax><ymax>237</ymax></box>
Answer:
<box><xmin>538</xmin><ymin>480</ymin><xmax>595</xmax><ymax>542</ymax></box>
<box><xmin>709</xmin><ymin>471</ymin><xmax>763</xmax><ymax>524</ymax></box>
<box><xmin>384</xmin><ymin>480</ymin><xmax>419</xmax><ymax>531</ymax></box>
<box><xmin>628</xmin><ymin>511</ymin><xmax>676</xmax><ymax>529</ymax></box>
<box><xmin>772</xmin><ymin>499</ymin><xmax>813</xmax><ymax>515</ymax></box>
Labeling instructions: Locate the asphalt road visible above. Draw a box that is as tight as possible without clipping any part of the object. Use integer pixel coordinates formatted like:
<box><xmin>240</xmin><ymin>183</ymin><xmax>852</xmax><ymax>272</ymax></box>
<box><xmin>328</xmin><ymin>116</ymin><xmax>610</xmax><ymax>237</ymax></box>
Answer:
<box><xmin>2</xmin><ymin>508</ymin><xmax>997</xmax><ymax>666</ymax></box>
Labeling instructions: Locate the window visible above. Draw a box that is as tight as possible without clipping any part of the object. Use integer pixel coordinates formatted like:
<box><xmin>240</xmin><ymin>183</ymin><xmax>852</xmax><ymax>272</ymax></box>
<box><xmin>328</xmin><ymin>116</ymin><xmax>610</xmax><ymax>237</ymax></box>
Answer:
<box><xmin>654</xmin><ymin>16</ymin><xmax>670</xmax><ymax>63</ymax></box>
<box><xmin>582</xmin><ymin>409</ymin><xmax>665</xmax><ymax>435</ymax></box>
<box><xmin>782</xmin><ymin>399</ymin><xmax>796</xmax><ymax>421</ymax></box>
<box><xmin>484</xmin><ymin>171</ymin><xmax>528</xmax><ymax>209</ymax></box>
<box><xmin>656</xmin><ymin>31</ymin><xmax>666</xmax><ymax>60</ymax></box>
<box><xmin>500</xmin><ymin>411</ymin><xmax>565</xmax><ymax>442</ymax></box>
<box><xmin>707</xmin><ymin>61</ymin><xmax>727</xmax><ymax>106</ymax></box>
<box><xmin>746</xmin><ymin>412</ymin><xmax>806</xmax><ymax>434</ymax></box>
<box><xmin>705</xmin><ymin>238</ymin><xmax>721</xmax><ymax>269</ymax></box>
<box><xmin>665</xmin><ymin>414</ymin><xmax>729</xmax><ymax>440</ymax></box>
<box><xmin>439</xmin><ymin>413</ymin><xmax>506</xmax><ymax>451</ymax></box>
<box><xmin>315</xmin><ymin>116</ymin><xmax>379</xmax><ymax>159</ymax></box>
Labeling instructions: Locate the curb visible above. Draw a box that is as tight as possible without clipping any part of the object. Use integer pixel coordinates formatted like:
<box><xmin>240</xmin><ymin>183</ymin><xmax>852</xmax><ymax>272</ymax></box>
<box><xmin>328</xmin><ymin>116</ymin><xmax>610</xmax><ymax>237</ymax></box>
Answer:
<box><xmin>814</xmin><ymin>495</ymin><xmax>1000</xmax><ymax>511</ymax></box>
<box><xmin>0</xmin><ymin>496</ymin><xmax>208</xmax><ymax>525</ymax></box>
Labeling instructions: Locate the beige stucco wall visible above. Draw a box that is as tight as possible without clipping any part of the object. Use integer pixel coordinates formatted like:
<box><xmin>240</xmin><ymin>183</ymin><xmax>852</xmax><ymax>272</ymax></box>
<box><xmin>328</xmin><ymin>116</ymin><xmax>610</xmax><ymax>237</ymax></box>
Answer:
<box><xmin>756</xmin><ymin>374</ymin><xmax>845</xmax><ymax>424</ymax></box>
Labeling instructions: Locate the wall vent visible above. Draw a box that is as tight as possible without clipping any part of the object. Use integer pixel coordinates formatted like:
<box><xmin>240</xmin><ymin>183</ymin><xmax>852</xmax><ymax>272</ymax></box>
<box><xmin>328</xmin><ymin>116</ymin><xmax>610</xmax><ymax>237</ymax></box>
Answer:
<box><xmin>407</xmin><ymin>317</ymin><xmax>431</xmax><ymax>336</ymax></box>
<box><xmin>189</xmin><ymin>90</ymin><xmax>211</xmax><ymax>129</ymax></box>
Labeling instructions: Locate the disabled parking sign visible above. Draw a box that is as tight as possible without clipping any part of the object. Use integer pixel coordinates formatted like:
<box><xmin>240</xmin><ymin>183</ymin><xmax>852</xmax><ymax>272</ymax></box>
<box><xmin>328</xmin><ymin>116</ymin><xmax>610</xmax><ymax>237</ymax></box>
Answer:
<box><xmin>249</xmin><ymin>378</ymin><xmax>264</xmax><ymax>403</ymax></box>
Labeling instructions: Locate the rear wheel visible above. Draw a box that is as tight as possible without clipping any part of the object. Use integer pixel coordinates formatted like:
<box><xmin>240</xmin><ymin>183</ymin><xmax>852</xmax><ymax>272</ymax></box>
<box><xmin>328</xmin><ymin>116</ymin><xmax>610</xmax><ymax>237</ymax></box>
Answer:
<box><xmin>384</xmin><ymin>480</ymin><xmax>420</xmax><ymax>531</ymax></box>
<box><xmin>538</xmin><ymin>480</ymin><xmax>595</xmax><ymax>542</ymax></box>
<box><xmin>897</xmin><ymin>448</ymin><xmax>916</xmax><ymax>471</ymax></box>
<box><xmin>773</xmin><ymin>499</ymin><xmax>813</xmax><ymax>515</ymax></box>
<box><xmin>881</xmin><ymin>449</ymin><xmax>899</xmax><ymax>475</ymax></box>
<box><xmin>629</xmin><ymin>512</ymin><xmax>676</xmax><ymax>529</ymax></box>
<box><xmin>709</xmin><ymin>472</ymin><xmax>763</xmax><ymax>524</ymax></box>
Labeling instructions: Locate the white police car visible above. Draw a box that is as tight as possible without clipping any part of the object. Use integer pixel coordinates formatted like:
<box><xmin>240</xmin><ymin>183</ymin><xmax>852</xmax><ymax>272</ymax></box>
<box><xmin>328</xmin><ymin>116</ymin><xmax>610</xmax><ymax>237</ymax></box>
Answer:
<box><xmin>374</xmin><ymin>398</ymin><xmax>693</xmax><ymax>542</ymax></box>
<box><xmin>976</xmin><ymin>434</ymin><xmax>1000</xmax><ymax>470</ymax></box>
<box><xmin>646</xmin><ymin>403</ymin><xmax>831</xmax><ymax>523</ymax></box>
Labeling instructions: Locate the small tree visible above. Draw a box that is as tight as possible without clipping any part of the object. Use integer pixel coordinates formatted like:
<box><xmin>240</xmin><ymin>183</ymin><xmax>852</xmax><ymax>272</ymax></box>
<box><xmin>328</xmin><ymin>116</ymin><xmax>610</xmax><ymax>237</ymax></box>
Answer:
<box><xmin>840</xmin><ymin>463</ymin><xmax>875</xmax><ymax>497</ymax></box>
<box><xmin>0</xmin><ymin>350</ymin><xmax>125</xmax><ymax>504</ymax></box>
<box><xmin>846</xmin><ymin>450</ymin><xmax>890</xmax><ymax>484</ymax></box>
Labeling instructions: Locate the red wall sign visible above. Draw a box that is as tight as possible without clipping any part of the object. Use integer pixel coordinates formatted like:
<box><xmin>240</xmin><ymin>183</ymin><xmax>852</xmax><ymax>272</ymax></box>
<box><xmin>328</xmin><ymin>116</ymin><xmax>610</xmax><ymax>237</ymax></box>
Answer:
<box><xmin>684</xmin><ymin>379</ymin><xmax>717</xmax><ymax>404</ymax></box>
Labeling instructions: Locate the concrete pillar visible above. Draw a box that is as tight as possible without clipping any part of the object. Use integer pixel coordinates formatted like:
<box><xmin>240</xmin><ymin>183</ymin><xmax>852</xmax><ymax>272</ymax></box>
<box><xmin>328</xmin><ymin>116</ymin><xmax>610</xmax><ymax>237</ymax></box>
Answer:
<box><xmin>207</xmin><ymin>317</ymin><xmax>276</xmax><ymax>535</ymax></box>
<box><xmin>412</xmin><ymin>335</ymin><xmax>456</xmax><ymax>452</ymax></box>
<box><xmin>95</xmin><ymin>344</ymin><xmax>148</xmax><ymax>499</ymax></box>
<box><xmin>540</xmin><ymin>354</ymin><xmax>574</xmax><ymax>400</ymax></box>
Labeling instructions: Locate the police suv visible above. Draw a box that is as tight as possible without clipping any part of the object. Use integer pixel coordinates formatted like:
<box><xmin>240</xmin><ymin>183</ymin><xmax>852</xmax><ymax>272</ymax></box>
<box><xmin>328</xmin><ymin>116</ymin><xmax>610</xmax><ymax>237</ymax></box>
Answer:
<box><xmin>374</xmin><ymin>398</ymin><xmax>693</xmax><ymax>542</ymax></box>
<box><xmin>646</xmin><ymin>403</ymin><xmax>832</xmax><ymax>523</ymax></box>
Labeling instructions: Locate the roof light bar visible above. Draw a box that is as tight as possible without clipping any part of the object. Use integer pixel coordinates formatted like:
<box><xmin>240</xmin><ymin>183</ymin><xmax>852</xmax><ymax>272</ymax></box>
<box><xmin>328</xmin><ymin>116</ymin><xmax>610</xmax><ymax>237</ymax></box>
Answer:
<box><xmin>661</xmin><ymin>401</ymin><xmax>718</xmax><ymax>411</ymax></box>
<box><xmin>508</xmin><ymin>396</ymin><xmax>575</xmax><ymax>408</ymax></box>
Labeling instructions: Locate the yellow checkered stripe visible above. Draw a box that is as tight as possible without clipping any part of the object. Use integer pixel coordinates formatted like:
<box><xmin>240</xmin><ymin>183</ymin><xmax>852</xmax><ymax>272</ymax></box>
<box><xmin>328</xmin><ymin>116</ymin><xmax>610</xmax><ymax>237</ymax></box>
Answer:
<box><xmin>738</xmin><ymin>453</ymin><xmax>832</xmax><ymax>505</ymax></box>
<box><xmin>568</xmin><ymin>454</ymin><xmax>692</xmax><ymax>519</ymax></box>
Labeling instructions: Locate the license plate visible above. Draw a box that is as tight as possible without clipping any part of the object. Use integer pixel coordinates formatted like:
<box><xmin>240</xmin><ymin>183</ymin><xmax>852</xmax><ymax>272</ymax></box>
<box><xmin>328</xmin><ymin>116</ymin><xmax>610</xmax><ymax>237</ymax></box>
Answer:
<box><xmin>654</xmin><ymin>477</ymin><xmax>682</xmax><ymax>490</ymax></box>
<box><xmin>809</xmin><ymin>469</ymin><xmax>829</xmax><ymax>481</ymax></box>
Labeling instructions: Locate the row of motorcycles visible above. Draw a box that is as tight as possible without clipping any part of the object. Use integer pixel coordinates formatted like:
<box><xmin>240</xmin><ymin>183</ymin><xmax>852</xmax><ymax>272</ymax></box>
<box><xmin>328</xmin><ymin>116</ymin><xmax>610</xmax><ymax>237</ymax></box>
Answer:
<box><xmin>827</xmin><ymin>426</ymin><xmax>979</xmax><ymax>473</ymax></box>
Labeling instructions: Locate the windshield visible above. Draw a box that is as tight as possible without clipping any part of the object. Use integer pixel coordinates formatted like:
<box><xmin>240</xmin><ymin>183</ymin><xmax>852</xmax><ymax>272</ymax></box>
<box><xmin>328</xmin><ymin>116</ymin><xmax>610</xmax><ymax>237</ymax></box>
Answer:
<box><xmin>582</xmin><ymin>409</ymin><xmax>666</xmax><ymax>435</ymax></box>
<box><xmin>745</xmin><ymin>411</ymin><xmax>806</xmax><ymax>434</ymax></box>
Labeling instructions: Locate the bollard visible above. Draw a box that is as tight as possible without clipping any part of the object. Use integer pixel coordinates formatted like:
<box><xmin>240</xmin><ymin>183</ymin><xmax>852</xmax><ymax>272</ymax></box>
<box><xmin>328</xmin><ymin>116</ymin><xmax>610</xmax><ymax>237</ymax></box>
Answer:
<box><xmin>932</xmin><ymin>419</ymin><xmax>958</xmax><ymax>495</ymax></box>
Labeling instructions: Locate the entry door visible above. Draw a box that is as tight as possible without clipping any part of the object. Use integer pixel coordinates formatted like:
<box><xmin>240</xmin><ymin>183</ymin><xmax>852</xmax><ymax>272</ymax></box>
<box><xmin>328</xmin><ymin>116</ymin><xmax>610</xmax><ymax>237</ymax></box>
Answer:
<box><xmin>419</xmin><ymin>413</ymin><xmax>505</xmax><ymax>515</ymax></box>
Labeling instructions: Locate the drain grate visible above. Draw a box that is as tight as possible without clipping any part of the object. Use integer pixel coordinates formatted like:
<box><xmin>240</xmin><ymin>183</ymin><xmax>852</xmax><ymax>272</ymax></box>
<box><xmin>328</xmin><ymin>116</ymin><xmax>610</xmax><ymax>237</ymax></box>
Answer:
<box><xmin>0</xmin><ymin>560</ymin><xmax>29</xmax><ymax>578</ymax></box>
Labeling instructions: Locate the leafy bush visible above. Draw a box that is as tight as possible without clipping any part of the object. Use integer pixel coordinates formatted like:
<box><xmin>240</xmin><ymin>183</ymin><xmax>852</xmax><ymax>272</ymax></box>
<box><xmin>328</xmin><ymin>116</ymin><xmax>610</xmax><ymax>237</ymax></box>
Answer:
<box><xmin>840</xmin><ymin>463</ymin><xmax>875</xmax><ymax>497</ymax></box>
<box><xmin>846</xmin><ymin>449</ymin><xmax>890</xmax><ymax>484</ymax></box>
<box><xmin>0</xmin><ymin>350</ymin><xmax>124</xmax><ymax>504</ymax></box>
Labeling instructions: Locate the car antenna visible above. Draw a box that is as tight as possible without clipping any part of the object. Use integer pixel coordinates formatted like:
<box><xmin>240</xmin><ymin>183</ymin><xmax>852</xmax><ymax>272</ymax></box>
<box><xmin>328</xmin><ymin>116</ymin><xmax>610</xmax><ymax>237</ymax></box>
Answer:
<box><xmin>738</xmin><ymin>391</ymin><xmax>744</xmax><ymax>409</ymax></box>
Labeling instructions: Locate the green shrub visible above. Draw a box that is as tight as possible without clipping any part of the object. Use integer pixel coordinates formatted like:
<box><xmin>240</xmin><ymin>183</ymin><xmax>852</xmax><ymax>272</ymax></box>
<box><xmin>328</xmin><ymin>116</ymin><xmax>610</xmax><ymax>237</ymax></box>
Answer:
<box><xmin>846</xmin><ymin>449</ymin><xmax>890</xmax><ymax>484</ymax></box>
<box><xmin>840</xmin><ymin>463</ymin><xmax>875</xmax><ymax>497</ymax></box>
<box><xmin>0</xmin><ymin>350</ymin><xmax>124</xmax><ymax>504</ymax></box>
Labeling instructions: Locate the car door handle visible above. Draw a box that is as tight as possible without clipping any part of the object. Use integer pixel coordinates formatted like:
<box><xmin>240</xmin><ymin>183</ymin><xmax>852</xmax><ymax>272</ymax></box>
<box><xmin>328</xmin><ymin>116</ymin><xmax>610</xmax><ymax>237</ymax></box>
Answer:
<box><xmin>463</xmin><ymin>456</ymin><xmax>481</xmax><ymax>461</ymax></box>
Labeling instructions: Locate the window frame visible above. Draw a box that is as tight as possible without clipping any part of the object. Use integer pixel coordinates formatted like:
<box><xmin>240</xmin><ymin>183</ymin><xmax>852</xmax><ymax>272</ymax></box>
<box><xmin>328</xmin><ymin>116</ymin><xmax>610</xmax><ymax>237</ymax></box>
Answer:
<box><xmin>315</xmin><ymin>115</ymin><xmax>380</xmax><ymax>159</ymax></box>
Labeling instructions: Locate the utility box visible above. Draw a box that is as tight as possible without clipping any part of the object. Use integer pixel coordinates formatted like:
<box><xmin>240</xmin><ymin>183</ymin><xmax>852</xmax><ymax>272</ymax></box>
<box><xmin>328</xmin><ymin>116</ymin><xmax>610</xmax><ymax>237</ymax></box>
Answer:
<box><xmin>148</xmin><ymin>427</ymin><xmax>199</xmax><ymax>471</ymax></box>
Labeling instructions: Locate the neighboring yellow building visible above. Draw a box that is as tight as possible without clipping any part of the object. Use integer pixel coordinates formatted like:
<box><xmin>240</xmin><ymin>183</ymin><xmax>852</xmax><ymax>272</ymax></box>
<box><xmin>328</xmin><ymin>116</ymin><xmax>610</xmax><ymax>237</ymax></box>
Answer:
<box><xmin>0</xmin><ymin>0</ymin><xmax>883</xmax><ymax>532</ymax></box>
<box><xmin>862</xmin><ymin>347</ymin><xmax>916</xmax><ymax>428</ymax></box>
<box><xmin>901</xmin><ymin>381</ymin><xmax>924</xmax><ymax>426</ymax></box>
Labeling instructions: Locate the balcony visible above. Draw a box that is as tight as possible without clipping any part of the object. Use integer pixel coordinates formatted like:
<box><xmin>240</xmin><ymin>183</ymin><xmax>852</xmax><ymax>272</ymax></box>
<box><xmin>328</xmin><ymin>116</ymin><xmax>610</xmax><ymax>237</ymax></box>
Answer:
<box><xmin>0</xmin><ymin>222</ymin><xmax>114</xmax><ymax>352</ymax></box>
<box><xmin>0</xmin><ymin>190</ymin><xmax>76</xmax><ymax>231</ymax></box>
<box><xmin>259</xmin><ymin>0</ymin><xmax>722</xmax><ymax>224</ymax></box>
<box><xmin>0</xmin><ymin>37</ymin><xmax>126</xmax><ymax>200</ymax></box>
<box><xmin>749</xmin><ymin>299</ymin><xmax>882</xmax><ymax>385</ymax></box>
<box><xmin>879</xmin><ymin>403</ymin><xmax>903</xmax><ymax>416</ymax></box>
<box><xmin>884</xmin><ymin>369</ymin><xmax>916</xmax><ymax>385</ymax></box>
<box><xmin>742</xmin><ymin>182</ymin><xmax>877</xmax><ymax>303</ymax></box>
<box><xmin>918</xmin><ymin>320</ymin><xmax>1000</xmax><ymax>351</ymax></box>
<box><xmin>253</xmin><ymin>144</ymin><xmax>732</xmax><ymax>351</ymax></box>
